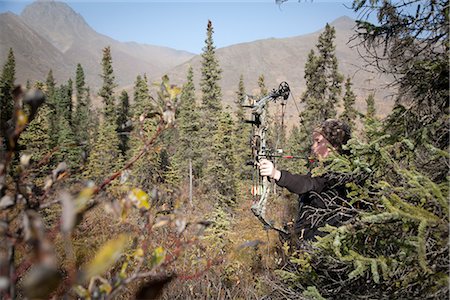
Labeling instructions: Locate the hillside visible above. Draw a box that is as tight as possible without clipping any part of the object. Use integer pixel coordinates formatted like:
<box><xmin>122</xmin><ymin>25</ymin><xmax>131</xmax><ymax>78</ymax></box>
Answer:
<box><xmin>0</xmin><ymin>1</ymin><xmax>395</xmax><ymax>124</ymax></box>
<box><xmin>154</xmin><ymin>16</ymin><xmax>395</xmax><ymax>126</ymax></box>
<box><xmin>0</xmin><ymin>1</ymin><xmax>195</xmax><ymax>88</ymax></box>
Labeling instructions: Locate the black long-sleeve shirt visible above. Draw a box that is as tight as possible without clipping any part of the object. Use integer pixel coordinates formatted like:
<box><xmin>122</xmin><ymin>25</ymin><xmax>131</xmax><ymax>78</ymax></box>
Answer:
<box><xmin>275</xmin><ymin>169</ymin><xmax>343</xmax><ymax>241</ymax></box>
<box><xmin>276</xmin><ymin>170</ymin><xmax>327</xmax><ymax>195</ymax></box>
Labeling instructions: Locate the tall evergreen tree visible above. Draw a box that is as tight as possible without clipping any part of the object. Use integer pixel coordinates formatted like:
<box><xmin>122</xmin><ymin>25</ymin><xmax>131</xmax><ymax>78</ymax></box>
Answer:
<box><xmin>365</xmin><ymin>93</ymin><xmax>376</xmax><ymax>119</ymax></box>
<box><xmin>132</xmin><ymin>74</ymin><xmax>152</xmax><ymax>117</ymax></box>
<box><xmin>316</xmin><ymin>24</ymin><xmax>343</xmax><ymax>119</ymax></box>
<box><xmin>85</xmin><ymin>47</ymin><xmax>121</xmax><ymax>180</ymax></box>
<box><xmin>0</xmin><ymin>48</ymin><xmax>16</xmax><ymax>141</ymax></box>
<box><xmin>45</xmin><ymin>70</ymin><xmax>59</xmax><ymax>149</ymax></box>
<box><xmin>98</xmin><ymin>46</ymin><xmax>117</xmax><ymax>124</ymax></box>
<box><xmin>73</xmin><ymin>64</ymin><xmax>91</xmax><ymax>157</ymax></box>
<box><xmin>353</xmin><ymin>0</ymin><xmax>448</xmax><ymax>180</ymax></box>
<box><xmin>233</xmin><ymin>75</ymin><xmax>251</xmax><ymax>180</ymax></box>
<box><xmin>55</xmin><ymin>116</ymin><xmax>80</xmax><ymax>170</ymax></box>
<box><xmin>340</xmin><ymin>77</ymin><xmax>357</xmax><ymax>129</ymax></box>
<box><xmin>199</xmin><ymin>20</ymin><xmax>223</xmax><ymax>180</ymax></box>
<box><xmin>284</xmin><ymin>125</ymin><xmax>309</xmax><ymax>175</ymax></box>
<box><xmin>152</xmin><ymin>75</ymin><xmax>182</xmax><ymax>186</ymax></box>
<box><xmin>257</xmin><ymin>74</ymin><xmax>268</xmax><ymax>96</ymax></box>
<box><xmin>362</xmin><ymin>93</ymin><xmax>381</xmax><ymax>141</ymax></box>
<box><xmin>75</xmin><ymin>63</ymin><xmax>86</xmax><ymax>103</ymax></box>
<box><xmin>200</xmin><ymin>20</ymin><xmax>222</xmax><ymax>132</ymax></box>
<box><xmin>87</xmin><ymin>97</ymin><xmax>100</xmax><ymax>157</ymax></box>
<box><xmin>299</xmin><ymin>24</ymin><xmax>343</xmax><ymax>151</ymax></box>
<box><xmin>56</xmin><ymin>82</ymin><xmax>72</xmax><ymax>125</ymax></box>
<box><xmin>204</xmin><ymin>110</ymin><xmax>237</xmax><ymax>207</ymax></box>
<box><xmin>49</xmin><ymin>81</ymin><xmax>78</xmax><ymax>169</ymax></box>
<box><xmin>18</xmin><ymin>103</ymin><xmax>51</xmax><ymax>176</ymax></box>
<box><xmin>173</xmin><ymin>66</ymin><xmax>201</xmax><ymax>182</ymax></box>
<box><xmin>84</xmin><ymin>120</ymin><xmax>122</xmax><ymax>182</ymax></box>
<box><xmin>127</xmin><ymin>74</ymin><xmax>158</xmax><ymax>189</ymax></box>
<box><xmin>66</xmin><ymin>78</ymin><xmax>73</xmax><ymax>125</ymax></box>
<box><xmin>117</xmin><ymin>90</ymin><xmax>131</xmax><ymax>156</ymax></box>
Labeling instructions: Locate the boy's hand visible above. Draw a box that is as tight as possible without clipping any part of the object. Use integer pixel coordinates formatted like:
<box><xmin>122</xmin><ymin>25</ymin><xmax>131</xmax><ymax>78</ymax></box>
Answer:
<box><xmin>258</xmin><ymin>159</ymin><xmax>281</xmax><ymax>181</ymax></box>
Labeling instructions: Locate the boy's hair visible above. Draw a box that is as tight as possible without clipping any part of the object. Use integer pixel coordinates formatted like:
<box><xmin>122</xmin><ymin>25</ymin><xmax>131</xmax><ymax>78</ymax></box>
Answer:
<box><xmin>315</xmin><ymin>119</ymin><xmax>351</xmax><ymax>153</ymax></box>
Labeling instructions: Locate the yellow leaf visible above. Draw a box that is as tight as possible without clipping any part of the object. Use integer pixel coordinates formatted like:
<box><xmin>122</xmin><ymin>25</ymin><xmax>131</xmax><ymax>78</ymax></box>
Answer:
<box><xmin>168</xmin><ymin>86</ymin><xmax>181</xmax><ymax>100</ymax></box>
<box><xmin>119</xmin><ymin>260</ymin><xmax>129</xmax><ymax>279</ymax></box>
<box><xmin>134</xmin><ymin>248</ymin><xmax>144</xmax><ymax>258</ymax></box>
<box><xmin>17</xmin><ymin>110</ymin><xmax>28</xmax><ymax>127</ymax></box>
<box><xmin>84</xmin><ymin>235</ymin><xmax>128</xmax><ymax>280</ymax></box>
<box><xmin>73</xmin><ymin>285</ymin><xmax>90</xmax><ymax>298</ymax></box>
<box><xmin>99</xmin><ymin>282</ymin><xmax>112</xmax><ymax>294</ymax></box>
<box><xmin>151</xmin><ymin>246</ymin><xmax>166</xmax><ymax>268</ymax></box>
<box><xmin>129</xmin><ymin>188</ymin><xmax>150</xmax><ymax>210</ymax></box>
<box><xmin>75</xmin><ymin>187</ymin><xmax>95</xmax><ymax>213</ymax></box>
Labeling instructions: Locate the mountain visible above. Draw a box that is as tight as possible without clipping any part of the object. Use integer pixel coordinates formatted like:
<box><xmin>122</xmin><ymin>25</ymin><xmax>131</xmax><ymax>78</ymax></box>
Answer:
<box><xmin>0</xmin><ymin>12</ymin><xmax>74</xmax><ymax>85</ymax></box>
<box><xmin>0</xmin><ymin>1</ymin><xmax>394</xmax><ymax>122</ymax></box>
<box><xmin>152</xmin><ymin>16</ymin><xmax>394</xmax><ymax>123</ymax></box>
<box><xmin>0</xmin><ymin>1</ymin><xmax>195</xmax><ymax>88</ymax></box>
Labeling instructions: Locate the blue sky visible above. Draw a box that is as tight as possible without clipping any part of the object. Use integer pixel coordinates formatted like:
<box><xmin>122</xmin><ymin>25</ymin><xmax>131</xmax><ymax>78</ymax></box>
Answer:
<box><xmin>0</xmin><ymin>0</ymin><xmax>367</xmax><ymax>54</ymax></box>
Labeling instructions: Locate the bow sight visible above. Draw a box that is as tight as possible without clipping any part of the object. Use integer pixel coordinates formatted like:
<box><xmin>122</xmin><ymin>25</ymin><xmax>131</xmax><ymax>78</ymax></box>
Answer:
<box><xmin>246</xmin><ymin>81</ymin><xmax>290</xmax><ymax>118</ymax></box>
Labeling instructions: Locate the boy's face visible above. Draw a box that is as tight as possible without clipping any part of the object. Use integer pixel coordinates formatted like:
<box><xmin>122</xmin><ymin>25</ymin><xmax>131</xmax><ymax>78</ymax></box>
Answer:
<box><xmin>311</xmin><ymin>132</ymin><xmax>331</xmax><ymax>160</ymax></box>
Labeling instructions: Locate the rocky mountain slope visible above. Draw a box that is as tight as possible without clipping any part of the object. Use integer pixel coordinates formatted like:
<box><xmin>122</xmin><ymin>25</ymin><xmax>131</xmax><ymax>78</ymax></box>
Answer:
<box><xmin>0</xmin><ymin>1</ymin><xmax>195</xmax><ymax>88</ymax></box>
<box><xmin>0</xmin><ymin>1</ymin><xmax>394</xmax><ymax>123</ymax></box>
<box><xmin>155</xmin><ymin>16</ymin><xmax>394</xmax><ymax>121</ymax></box>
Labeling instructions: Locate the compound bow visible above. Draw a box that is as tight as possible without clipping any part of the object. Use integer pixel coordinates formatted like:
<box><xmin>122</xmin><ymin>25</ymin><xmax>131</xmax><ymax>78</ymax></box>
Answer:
<box><xmin>245</xmin><ymin>81</ymin><xmax>291</xmax><ymax>235</ymax></box>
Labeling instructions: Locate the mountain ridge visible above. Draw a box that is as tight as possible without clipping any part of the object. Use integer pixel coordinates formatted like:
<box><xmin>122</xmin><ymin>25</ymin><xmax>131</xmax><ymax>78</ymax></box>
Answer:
<box><xmin>0</xmin><ymin>1</ymin><xmax>394</xmax><ymax>122</ymax></box>
<box><xmin>0</xmin><ymin>1</ymin><xmax>195</xmax><ymax>88</ymax></box>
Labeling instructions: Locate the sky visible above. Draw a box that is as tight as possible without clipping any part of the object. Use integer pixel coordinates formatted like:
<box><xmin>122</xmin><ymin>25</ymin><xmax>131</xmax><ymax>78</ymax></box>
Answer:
<box><xmin>0</xmin><ymin>0</ymin><xmax>369</xmax><ymax>54</ymax></box>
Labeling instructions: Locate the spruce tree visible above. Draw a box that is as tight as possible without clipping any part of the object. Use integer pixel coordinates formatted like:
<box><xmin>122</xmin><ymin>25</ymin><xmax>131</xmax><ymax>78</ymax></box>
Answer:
<box><xmin>233</xmin><ymin>75</ymin><xmax>251</xmax><ymax>180</ymax></box>
<box><xmin>66</xmin><ymin>78</ymin><xmax>73</xmax><ymax>125</ymax></box>
<box><xmin>55</xmin><ymin>115</ymin><xmax>80</xmax><ymax>170</ymax></box>
<box><xmin>277</xmin><ymin>129</ymin><xmax>449</xmax><ymax>299</ymax></box>
<box><xmin>45</xmin><ymin>70</ymin><xmax>58</xmax><ymax>148</ymax></box>
<box><xmin>98</xmin><ymin>46</ymin><xmax>117</xmax><ymax>124</ymax></box>
<box><xmin>56</xmin><ymin>83</ymin><xmax>72</xmax><ymax>126</ymax></box>
<box><xmin>353</xmin><ymin>0</ymin><xmax>448</xmax><ymax>181</ymax></box>
<box><xmin>87</xmin><ymin>99</ymin><xmax>100</xmax><ymax>156</ymax></box>
<box><xmin>127</xmin><ymin>74</ymin><xmax>158</xmax><ymax>189</ymax></box>
<box><xmin>340</xmin><ymin>77</ymin><xmax>357</xmax><ymax>129</ymax></box>
<box><xmin>199</xmin><ymin>20</ymin><xmax>223</xmax><ymax>180</ymax></box>
<box><xmin>316</xmin><ymin>24</ymin><xmax>343</xmax><ymax>119</ymax></box>
<box><xmin>204</xmin><ymin>110</ymin><xmax>237</xmax><ymax>207</ymax></box>
<box><xmin>117</xmin><ymin>90</ymin><xmax>131</xmax><ymax>156</ymax></box>
<box><xmin>85</xmin><ymin>47</ymin><xmax>121</xmax><ymax>181</ymax></box>
<box><xmin>365</xmin><ymin>93</ymin><xmax>376</xmax><ymax>119</ymax></box>
<box><xmin>283</xmin><ymin>125</ymin><xmax>309</xmax><ymax>175</ymax></box>
<box><xmin>49</xmin><ymin>82</ymin><xmax>79</xmax><ymax>170</ymax></box>
<box><xmin>299</xmin><ymin>24</ymin><xmax>343</xmax><ymax>151</ymax></box>
<box><xmin>73</xmin><ymin>64</ymin><xmax>91</xmax><ymax>159</ymax></box>
<box><xmin>18</xmin><ymin>103</ymin><xmax>51</xmax><ymax>176</ymax></box>
<box><xmin>152</xmin><ymin>75</ymin><xmax>181</xmax><ymax>185</ymax></box>
<box><xmin>132</xmin><ymin>74</ymin><xmax>152</xmax><ymax>117</ymax></box>
<box><xmin>200</xmin><ymin>20</ymin><xmax>223</xmax><ymax>124</ymax></box>
<box><xmin>75</xmin><ymin>63</ymin><xmax>86</xmax><ymax>104</ymax></box>
<box><xmin>0</xmin><ymin>48</ymin><xmax>16</xmax><ymax>141</ymax></box>
<box><xmin>257</xmin><ymin>74</ymin><xmax>268</xmax><ymax>96</ymax></box>
<box><xmin>84</xmin><ymin>120</ymin><xmax>121</xmax><ymax>182</ymax></box>
<box><xmin>173</xmin><ymin>66</ymin><xmax>201</xmax><ymax>182</ymax></box>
